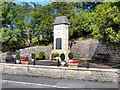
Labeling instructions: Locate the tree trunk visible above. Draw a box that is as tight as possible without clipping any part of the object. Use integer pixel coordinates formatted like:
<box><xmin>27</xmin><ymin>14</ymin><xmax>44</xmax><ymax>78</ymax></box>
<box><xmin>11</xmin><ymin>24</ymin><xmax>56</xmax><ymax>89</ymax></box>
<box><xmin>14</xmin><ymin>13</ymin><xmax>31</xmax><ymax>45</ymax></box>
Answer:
<box><xmin>37</xmin><ymin>36</ymin><xmax>40</xmax><ymax>45</ymax></box>
<box><xmin>29</xmin><ymin>34</ymin><xmax>32</xmax><ymax>46</ymax></box>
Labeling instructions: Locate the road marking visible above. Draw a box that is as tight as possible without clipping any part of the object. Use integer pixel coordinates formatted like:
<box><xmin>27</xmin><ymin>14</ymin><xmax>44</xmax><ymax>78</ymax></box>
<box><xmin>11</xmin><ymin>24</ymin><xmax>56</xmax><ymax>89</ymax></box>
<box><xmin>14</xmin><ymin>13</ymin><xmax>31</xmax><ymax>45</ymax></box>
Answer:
<box><xmin>2</xmin><ymin>80</ymin><xmax>68</xmax><ymax>88</ymax></box>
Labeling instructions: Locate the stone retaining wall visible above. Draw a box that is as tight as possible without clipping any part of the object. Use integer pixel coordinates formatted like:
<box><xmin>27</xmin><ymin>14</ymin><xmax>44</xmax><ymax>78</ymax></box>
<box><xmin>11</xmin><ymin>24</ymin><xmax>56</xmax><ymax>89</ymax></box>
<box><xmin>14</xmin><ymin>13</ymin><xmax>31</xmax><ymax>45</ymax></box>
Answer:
<box><xmin>70</xmin><ymin>39</ymin><xmax>120</xmax><ymax>63</ymax></box>
<box><xmin>0</xmin><ymin>63</ymin><xmax>119</xmax><ymax>83</ymax></box>
<box><xmin>1</xmin><ymin>39</ymin><xmax>120</xmax><ymax>63</ymax></box>
<box><xmin>20</xmin><ymin>45</ymin><xmax>52</xmax><ymax>59</ymax></box>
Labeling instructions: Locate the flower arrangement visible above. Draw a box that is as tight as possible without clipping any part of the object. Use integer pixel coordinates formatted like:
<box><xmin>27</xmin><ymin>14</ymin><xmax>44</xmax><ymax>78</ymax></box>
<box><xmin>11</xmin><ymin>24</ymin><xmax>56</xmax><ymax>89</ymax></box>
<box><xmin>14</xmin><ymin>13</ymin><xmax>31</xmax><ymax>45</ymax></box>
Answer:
<box><xmin>67</xmin><ymin>60</ymin><xmax>78</xmax><ymax>63</ymax></box>
<box><xmin>21</xmin><ymin>59</ymin><xmax>29</xmax><ymax>61</ymax></box>
<box><xmin>21</xmin><ymin>57</ymin><xmax>29</xmax><ymax>65</ymax></box>
<box><xmin>67</xmin><ymin>60</ymin><xmax>78</xmax><ymax>68</ymax></box>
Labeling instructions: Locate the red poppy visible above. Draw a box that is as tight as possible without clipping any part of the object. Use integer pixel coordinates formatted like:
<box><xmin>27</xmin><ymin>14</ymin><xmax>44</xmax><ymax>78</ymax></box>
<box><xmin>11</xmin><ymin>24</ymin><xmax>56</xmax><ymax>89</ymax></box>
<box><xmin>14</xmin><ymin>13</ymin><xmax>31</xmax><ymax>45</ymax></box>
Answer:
<box><xmin>21</xmin><ymin>58</ymin><xmax>29</xmax><ymax>61</ymax></box>
<box><xmin>68</xmin><ymin>60</ymin><xmax>78</xmax><ymax>63</ymax></box>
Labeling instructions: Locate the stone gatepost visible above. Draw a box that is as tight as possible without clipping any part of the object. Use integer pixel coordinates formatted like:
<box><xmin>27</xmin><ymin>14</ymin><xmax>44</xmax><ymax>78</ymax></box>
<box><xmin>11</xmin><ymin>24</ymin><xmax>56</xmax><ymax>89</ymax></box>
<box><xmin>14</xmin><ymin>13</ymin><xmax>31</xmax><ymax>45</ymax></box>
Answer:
<box><xmin>51</xmin><ymin>16</ymin><xmax>70</xmax><ymax>60</ymax></box>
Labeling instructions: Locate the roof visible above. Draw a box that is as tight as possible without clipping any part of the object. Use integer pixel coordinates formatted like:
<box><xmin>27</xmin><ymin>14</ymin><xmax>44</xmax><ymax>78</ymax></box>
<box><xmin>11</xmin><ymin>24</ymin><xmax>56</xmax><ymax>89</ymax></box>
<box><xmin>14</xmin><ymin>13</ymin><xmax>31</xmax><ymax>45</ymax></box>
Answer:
<box><xmin>52</xmin><ymin>16</ymin><xmax>70</xmax><ymax>25</ymax></box>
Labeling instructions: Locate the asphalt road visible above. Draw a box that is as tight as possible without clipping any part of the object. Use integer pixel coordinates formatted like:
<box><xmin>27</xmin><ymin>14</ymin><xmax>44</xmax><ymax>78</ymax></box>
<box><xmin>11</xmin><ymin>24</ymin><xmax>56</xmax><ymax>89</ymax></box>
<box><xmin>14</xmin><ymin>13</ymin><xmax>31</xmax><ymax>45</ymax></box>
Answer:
<box><xmin>1</xmin><ymin>74</ymin><xmax>119</xmax><ymax>89</ymax></box>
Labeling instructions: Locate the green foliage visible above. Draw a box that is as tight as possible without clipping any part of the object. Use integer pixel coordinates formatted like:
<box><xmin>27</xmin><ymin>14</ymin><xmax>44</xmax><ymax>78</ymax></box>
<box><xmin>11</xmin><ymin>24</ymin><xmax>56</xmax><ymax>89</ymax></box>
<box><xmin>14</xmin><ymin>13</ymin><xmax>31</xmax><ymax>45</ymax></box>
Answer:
<box><xmin>16</xmin><ymin>54</ymin><xmax>20</xmax><ymax>60</ymax></box>
<box><xmin>60</xmin><ymin>53</ymin><xmax>65</xmax><ymax>61</ymax></box>
<box><xmin>1</xmin><ymin>2</ymin><xmax>101</xmax><ymax>52</ymax></box>
<box><xmin>1</xmin><ymin>2</ymin><xmax>30</xmax><ymax>52</ymax></box>
<box><xmin>68</xmin><ymin>53</ymin><xmax>73</xmax><ymax>59</ymax></box>
<box><xmin>51</xmin><ymin>52</ymin><xmax>60</xmax><ymax>57</ymax></box>
<box><xmin>37</xmin><ymin>51</ymin><xmax>45</xmax><ymax>60</ymax></box>
<box><xmin>1</xmin><ymin>2</ymin><xmax>120</xmax><ymax>53</ymax></box>
<box><xmin>31</xmin><ymin>53</ymin><xmax>35</xmax><ymax>59</ymax></box>
<box><xmin>0</xmin><ymin>27</ymin><xmax>25</xmax><ymax>52</ymax></box>
<box><xmin>90</xmin><ymin>2</ymin><xmax>120</xmax><ymax>44</ymax></box>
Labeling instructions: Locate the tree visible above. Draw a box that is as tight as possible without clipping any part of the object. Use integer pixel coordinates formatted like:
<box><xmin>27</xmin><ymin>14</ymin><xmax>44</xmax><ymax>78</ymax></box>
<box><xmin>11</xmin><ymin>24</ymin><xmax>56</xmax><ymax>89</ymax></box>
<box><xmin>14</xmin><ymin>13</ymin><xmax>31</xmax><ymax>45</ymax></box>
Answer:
<box><xmin>1</xmin><ymin>2</ymin><xmax>119</xmax><ymax>52</ymax></box>
<box><xmin>51</xmin><ymin>2</ymin><xmax>99</xmax><ymax>39</ymax></box>
<box><xmin>0</xmin><ymin>2</ymin><xmax>31</xmax><ymax>52</ymax></box>
<box><xmin>90</xmin><ymin>2</ymin><xmax>120</xmax><ymax>44</ymax></box>
<box><xmin>27</xmin><ymin>3</ymin><xmax>55</xmax><ymax>45</ymax></box>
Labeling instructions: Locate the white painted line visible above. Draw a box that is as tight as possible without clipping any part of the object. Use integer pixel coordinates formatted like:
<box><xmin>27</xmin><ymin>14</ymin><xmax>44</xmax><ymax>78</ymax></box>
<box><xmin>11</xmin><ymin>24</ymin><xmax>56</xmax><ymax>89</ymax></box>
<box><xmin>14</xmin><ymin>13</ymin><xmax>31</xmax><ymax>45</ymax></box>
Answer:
<box><xmin>2</xmin><ymin>80</ymin><xmax>68</xmax><ymax>88</ymax></box>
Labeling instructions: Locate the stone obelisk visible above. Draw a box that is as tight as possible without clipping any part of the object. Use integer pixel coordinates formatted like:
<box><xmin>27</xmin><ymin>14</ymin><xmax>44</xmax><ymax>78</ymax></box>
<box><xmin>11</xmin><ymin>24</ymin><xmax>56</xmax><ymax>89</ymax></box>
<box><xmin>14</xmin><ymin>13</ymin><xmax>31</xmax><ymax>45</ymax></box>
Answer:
<box><xmin>51</xmin><ymin>16</ymin><xmax>70</xmax><ymax>60</ymax></box>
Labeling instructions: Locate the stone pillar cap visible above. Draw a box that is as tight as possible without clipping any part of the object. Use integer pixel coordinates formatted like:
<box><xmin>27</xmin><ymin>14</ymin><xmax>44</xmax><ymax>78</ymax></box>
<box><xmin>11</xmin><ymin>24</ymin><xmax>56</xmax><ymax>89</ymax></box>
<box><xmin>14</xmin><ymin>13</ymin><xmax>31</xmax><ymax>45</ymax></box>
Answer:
<box><xmin>52</xmin><ymin>16</ymin><xmax>70</xmax><ymax>25</ymax></box>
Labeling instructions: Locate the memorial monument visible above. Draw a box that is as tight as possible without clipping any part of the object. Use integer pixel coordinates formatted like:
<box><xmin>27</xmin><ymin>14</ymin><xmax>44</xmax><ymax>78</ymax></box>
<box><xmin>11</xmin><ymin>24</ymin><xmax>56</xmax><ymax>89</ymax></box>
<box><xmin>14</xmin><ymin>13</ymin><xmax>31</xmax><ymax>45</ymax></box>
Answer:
<box><xmin>51</xmin><ymin>16</ymin><xmax>70</xmax><ymax>60</ymax></box>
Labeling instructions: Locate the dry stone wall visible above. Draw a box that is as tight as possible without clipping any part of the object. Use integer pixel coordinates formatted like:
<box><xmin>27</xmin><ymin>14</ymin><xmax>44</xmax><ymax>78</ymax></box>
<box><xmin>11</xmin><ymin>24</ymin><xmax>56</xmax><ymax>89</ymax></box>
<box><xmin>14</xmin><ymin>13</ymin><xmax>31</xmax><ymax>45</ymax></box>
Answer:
<box><xmin>70</xmin><ymin>39</ymin><xmax>120</xmax><ymax>63</ymax></box>
<box><xmin>69</xmin><ymin>39</ymin><xmax>97</xmax><ymax>58</ymax></box>
<box><xmin>92</xmin><ymin>42</ymin><xmax>120</xmax><ymax>63</ymax></box>
<box><xmin>20</xmin><ymin>45</ymin><xmax>52</xmax><ymax>59</ymax></box>
<box><xmin>3</xmin><ymin>39</ymin><xmax>120</xmax><ymax>63</ymax></box>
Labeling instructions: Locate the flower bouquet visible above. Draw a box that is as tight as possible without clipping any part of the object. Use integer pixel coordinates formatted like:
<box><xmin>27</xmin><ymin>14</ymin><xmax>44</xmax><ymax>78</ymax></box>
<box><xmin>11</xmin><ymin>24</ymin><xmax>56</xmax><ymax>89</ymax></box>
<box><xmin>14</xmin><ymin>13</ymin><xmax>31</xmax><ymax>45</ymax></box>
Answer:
<box><xmin>67</xmin><ymin>60</ymin><xmax>78</xmax><ymax>68</ymax></box>
<box><xmin>21</xmin><ymin>57</ymin><xmax>29</xmax><ymax>65</ymax></box>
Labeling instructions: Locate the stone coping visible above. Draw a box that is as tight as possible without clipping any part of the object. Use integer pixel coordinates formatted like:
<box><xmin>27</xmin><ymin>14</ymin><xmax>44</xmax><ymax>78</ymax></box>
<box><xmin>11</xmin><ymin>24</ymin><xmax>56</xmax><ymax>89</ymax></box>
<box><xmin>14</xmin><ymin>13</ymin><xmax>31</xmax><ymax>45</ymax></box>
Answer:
<box><xmin>0</xmin><ymin>63</ymin><xmax>119</xmax><ymax>73</ymax></box>
<box><xmin>77</xmin><ymin>58</ymin><xmax>92</xmax><ymax>60</ymax></box>
<box><xmin>37</xmin><ymin>60</ymin><xmax>50</xmax><ymax>62</ymax></box>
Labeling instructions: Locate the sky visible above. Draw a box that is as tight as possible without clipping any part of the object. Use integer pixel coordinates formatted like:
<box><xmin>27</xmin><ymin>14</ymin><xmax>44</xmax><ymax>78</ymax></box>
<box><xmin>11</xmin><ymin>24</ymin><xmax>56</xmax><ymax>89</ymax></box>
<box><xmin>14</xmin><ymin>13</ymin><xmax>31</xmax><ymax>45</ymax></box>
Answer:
<box><xmin>13</xmin><ymin>0</ymin><xmax>120</xmax><ymax>2</ymax></box>
<box><xmin>14</xmin><ymin>0</ymin><xmax>51</xmax><ymax>6</ymax></box>
<box><xmin>14</xmin><ymin>0</ymin><xmax>50</xmax><ymax>2</ymax></box>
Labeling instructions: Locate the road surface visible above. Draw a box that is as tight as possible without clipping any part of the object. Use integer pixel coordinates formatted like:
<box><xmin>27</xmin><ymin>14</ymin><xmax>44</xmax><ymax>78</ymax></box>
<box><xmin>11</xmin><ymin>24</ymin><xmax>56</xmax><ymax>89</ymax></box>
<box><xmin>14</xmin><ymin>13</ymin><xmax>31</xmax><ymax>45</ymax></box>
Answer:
<box><xmin>2</xmin><ymin>74</ymin><xmax>119</xmax><ymax>89</ymax></box>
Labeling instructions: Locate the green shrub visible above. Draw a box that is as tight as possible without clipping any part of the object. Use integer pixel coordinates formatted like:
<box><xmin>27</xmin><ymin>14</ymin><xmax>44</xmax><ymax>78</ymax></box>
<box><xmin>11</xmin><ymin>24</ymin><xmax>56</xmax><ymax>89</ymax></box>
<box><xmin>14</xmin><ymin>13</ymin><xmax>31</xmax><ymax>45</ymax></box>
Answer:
<box><xmin>60</xmin><ymin>53</ymin><xmax>65</xmax><ymax>61</ymax></box>
<box><xmin>16</xmin><ymin>54</ymin><xmax>20</xmax><ymax>60</ymax></box>
<box><xmin>31</xmin><ymin>53</ymin><xmax>35</xmax><ymax>59</ymax></box>
<box><xmin>37</xmin><ymin>51</ymin><xmax>45</xmax><ymax>60</ymax></box>
<box><xmin>68</xmin><ymin>53</ymin><xmax>73</xmax><ymax>59</ymax></box>
<box><xmin>51</xmin><ymin>52</ymin><xmax>60</xmax><ymax>57</ymax></box>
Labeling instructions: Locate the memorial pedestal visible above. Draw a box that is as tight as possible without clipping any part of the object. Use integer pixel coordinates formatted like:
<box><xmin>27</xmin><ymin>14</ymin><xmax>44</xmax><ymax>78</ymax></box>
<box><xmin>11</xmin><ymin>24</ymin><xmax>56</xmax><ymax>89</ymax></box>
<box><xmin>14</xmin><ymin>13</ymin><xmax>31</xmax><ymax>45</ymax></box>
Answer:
<box><xmin>51</xmin><ymin>16</ymin><xmax>70</xmax><ymax>61</ymax></box>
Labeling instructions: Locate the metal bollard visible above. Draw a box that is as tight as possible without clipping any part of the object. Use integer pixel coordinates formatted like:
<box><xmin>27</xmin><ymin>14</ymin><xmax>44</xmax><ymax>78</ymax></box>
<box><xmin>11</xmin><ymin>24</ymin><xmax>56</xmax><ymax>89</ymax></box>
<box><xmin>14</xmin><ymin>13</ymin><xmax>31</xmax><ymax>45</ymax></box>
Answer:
<box><xmin>14</xmin><ymin>59</ymin><xmax>16</xmax><ymax>64</ymax></box>
<box><xmin>33</xmin><ymin>59</ymin><xmax>35</xmax><ymax>65</ymax></box>
<box><xmin>58</xmin><ymin>59</ymin><xmax>60</xmax><ymax>67</ymax></box>
<box><xmin>87</xmin><ymin>60</ymin><xmax>89</xmax><ymax>68</ymax></box>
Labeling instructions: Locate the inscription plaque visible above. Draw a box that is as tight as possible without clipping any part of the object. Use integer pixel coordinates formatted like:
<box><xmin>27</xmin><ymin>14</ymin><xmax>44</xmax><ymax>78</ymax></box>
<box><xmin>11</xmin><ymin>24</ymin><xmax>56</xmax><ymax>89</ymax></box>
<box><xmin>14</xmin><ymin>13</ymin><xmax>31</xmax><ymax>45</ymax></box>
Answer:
<box><xmin>56</xmin><ymin>38</ymin><xmax>62</xmax><ymax>49</ymax></box>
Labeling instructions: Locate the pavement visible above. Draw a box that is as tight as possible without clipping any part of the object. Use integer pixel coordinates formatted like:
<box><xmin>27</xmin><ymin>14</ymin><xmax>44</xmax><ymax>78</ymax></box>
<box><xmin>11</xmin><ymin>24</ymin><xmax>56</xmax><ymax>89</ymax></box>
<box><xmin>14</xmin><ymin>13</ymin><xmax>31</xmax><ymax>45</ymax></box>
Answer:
<box><xmin>2</xmin><ymin>74</ymin><xmax>119</xmax><ymax>89</ymax></box>
<box><xmin>8</xmin><ymin>60</ymin><xmax>117</xmax><ymax>69</ymax></box>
